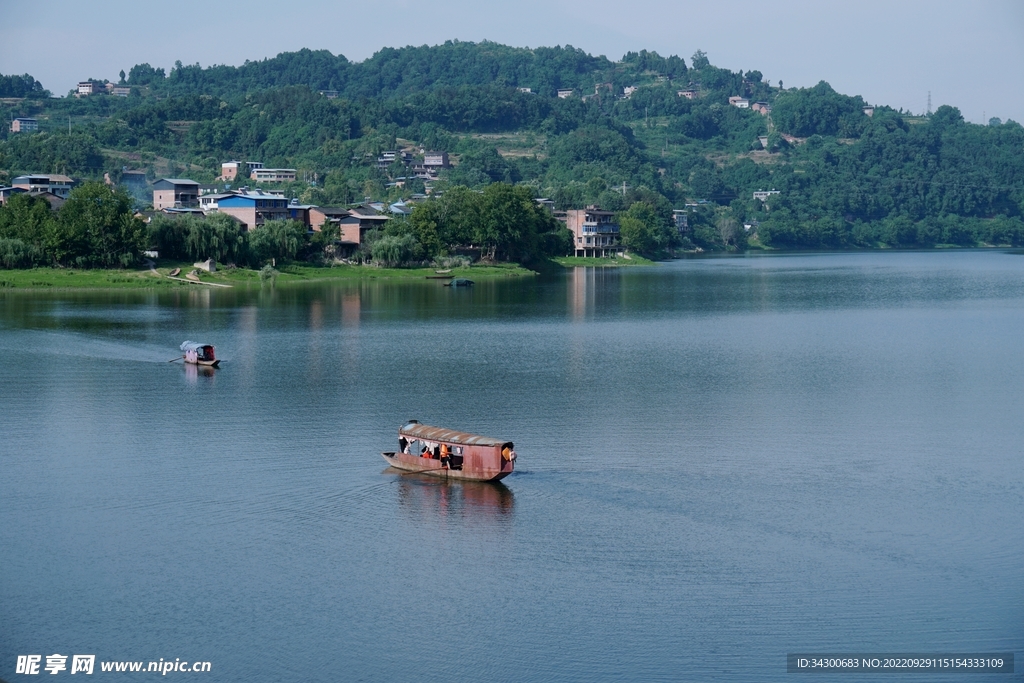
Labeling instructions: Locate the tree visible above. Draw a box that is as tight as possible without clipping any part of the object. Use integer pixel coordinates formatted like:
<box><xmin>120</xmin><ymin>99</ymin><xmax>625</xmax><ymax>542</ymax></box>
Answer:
<box><xmin>48</xmin><ymin>183</ymin><xmax>146</xmax><ymax>267</ymax></box>
<box><xmin>618</xmin><ymin>201</ymin><xmax>673</xmax><ymax>257</ymax></box>
<box><xmin>716</xmin><ymin>214</ymin><xmax>742</xmax><ymax>248</ymax></box>
<box><xmin>371</xmin><ymin>233</ymin><xmax>422</xmax><ymax>266</ymax></box>
<box><xmin>0</xmin><ymin>193</ymin><xmax>55</xmax><ymax>247</ymax></box>
<box><xmin>247</xmin><ymin>219</ymin><xmax>307</xmax><ymax>265</ymax></box>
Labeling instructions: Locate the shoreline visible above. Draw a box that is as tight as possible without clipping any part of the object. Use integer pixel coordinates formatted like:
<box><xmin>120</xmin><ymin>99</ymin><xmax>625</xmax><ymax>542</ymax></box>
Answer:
<box><xmin>0</xmin><ymin>256</ymin><xmax>664</xmax><ymax>291</ymax></box>
<box><xmin>5</xmin><ymin>248</ymin><xmax>1015</xmax><ymax>290</ymax></box>
<box><xmin>0</xmin><ymin>261</ymin><xmax>540</xmax><ymax>291</ymax></box>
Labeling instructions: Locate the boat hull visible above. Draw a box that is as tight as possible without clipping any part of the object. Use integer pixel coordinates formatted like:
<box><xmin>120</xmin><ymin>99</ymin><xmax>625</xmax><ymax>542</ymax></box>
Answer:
<box><xmin>184</xmin><ymin>358</ymin><xmax>221</xmax><ymax>367</ymax></box>
<box><xmin>381</xmin><ymin>451</ymin><xmax>510</xmax><ymax>482</ymax></box>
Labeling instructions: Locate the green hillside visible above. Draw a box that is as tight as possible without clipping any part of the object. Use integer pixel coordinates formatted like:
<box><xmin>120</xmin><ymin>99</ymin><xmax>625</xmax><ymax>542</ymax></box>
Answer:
<box><xmin>2</xmin><ymin>41</ymin><xmax>1024</xmax><ymax>253</ymax></box>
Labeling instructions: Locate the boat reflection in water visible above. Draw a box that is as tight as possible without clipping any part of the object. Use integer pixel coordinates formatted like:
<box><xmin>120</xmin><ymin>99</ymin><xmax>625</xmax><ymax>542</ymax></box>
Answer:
<box><xmin>390</xmin><ymin>471</ymin><xmax>515</xmax><ymax>524</ymax></box>
<box><xmin>184</xmin><ymin>362</ymin><xmax>217</xmax><ymax>384</ymax></box>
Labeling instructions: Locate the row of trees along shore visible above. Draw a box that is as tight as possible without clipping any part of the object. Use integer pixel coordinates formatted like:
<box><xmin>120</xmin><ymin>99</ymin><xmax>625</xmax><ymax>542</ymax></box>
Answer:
<box><xmin>0</xmin><ymin>181</ymin><xmax>582</xmax><ymax>269</ymax></box>
<box><xmin>2</xmin><ymin>42</ymin><xmax>1024</xmax><ymax>263</ymax></box>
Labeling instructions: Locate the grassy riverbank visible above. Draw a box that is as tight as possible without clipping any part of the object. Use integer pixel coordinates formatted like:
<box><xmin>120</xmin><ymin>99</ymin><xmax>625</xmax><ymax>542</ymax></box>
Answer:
<box><xmin>553</xmin><ymin>255</ymin><xmax>655</xmax><ymax>267</ymax></box>
<box><xmin>0</xmin><ymin>261</ymin><xmax>537</xmax><ymax>290</ymax></box>
<box><xmin>0</xmin><ymin>255</ymin><xmax>674</xmax><ymax>290</ymax></box>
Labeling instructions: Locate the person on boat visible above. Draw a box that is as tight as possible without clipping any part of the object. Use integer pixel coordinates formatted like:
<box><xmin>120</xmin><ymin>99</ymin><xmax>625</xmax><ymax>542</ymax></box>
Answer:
<box><xmin>440</xmin><ymin>443</ymin><xmax>449</xmax><ymax>469</ymax></box>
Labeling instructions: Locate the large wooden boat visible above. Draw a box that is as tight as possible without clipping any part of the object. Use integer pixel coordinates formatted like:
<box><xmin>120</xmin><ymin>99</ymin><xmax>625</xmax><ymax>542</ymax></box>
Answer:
<box><xmin>179</xmin><ymin>340</ymin><xmax>221</xmax><ymax>367</ymax></box>
<box><xmin>382</xmin><ymin>421</ymin><xmax>516</xmax><ymax>482</ymax></box>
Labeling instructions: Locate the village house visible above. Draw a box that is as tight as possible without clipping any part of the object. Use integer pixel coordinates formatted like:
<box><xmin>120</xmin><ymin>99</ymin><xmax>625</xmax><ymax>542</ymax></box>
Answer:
<box><xmin>377</xmin><ymin>151</ymin><xmax>414</xmax><ymax>171</ymax></box>
<box><xmin>12</xmin><ymin>174</ymin><xmax>76</xmax><ymax>199</ymax></box>
<box><xmin>672</xmin><ymin>209</ymin><xmax>689</xmax><ymax>235</ymax></box>
<box><xmin>557</xmin><ymin>89</ymin><xmax>574</xmax><ymax>99</ymax></box>
<box><xmin>863</xmin><ymin>105</ymin><xmax>875</xmax><ymax>117</ymax></box>
<box><xmin>751</xmin><ymin>102</ymin><xmax>771</xmax><ymax>115</ymax></box>
<box><xmin>198</xmin><ymin>192</ymin><xmax>236</xmax><ymax>212</ymax></box>
<box><xmin>286</xmin><ymin>198</ymin><xmax>315</xmax><ymax>226</ymax></box>
<box><xmin>111</xmin><ymin>86</ymin><xmax>131</xmax><ymax>97</ymax></box>
<box><xmin>215</xmin><ymin>191</ymin><xmax>290</xmax><ymax>231</ymax></box>
<box><xmin>76</xmin><ymin>81</ymin><xmax>108</xmax><ymax>96</ymax></box>
<box><xmin>10</xmin><ymin>117</ymin><xmax>38</xmax><ymax>133</ymax></box>
<box><xmin>0</xmin><ymin>187</ymin><xmax>27</xmax><ymax>205</ymax></box>
<box><xmin>152</xmin><ymin>178</ymin><xmax>200</xmax><ymax>210</ymax></box>
<box><xmin>562</xmin><ymin>206</ymin><xmax>620</xmax><ymax>258</ymax></box>
<box><xmin>623</xmin><ymin>86</ymin><xmax>638</xmax><ymax>98</ymax></box>
<box><xmin>250</xmin><ymin>168</ymin><xmax>297</xmax><ymax>183</ymax></box>
<box><xmin>677</xmin><ymin>88</ymin><xmax>698</xmax><ymax>99</ymax></box>
<box><xmin>307</xmin><ymin>205</ymin><xmax>390</xmax><ymax>255</ymax></box>
<box><xmin>308</xmin><ymin>206</ymin><xmax>351</xmax><ymax>232</ymax></box>
<box><xmin>753</xmin><ymin>189</ymin><xmax>781</xmax><ymax>201</ymax></box>
<box><xmin>219</xmin><ymin>161</ymin><xmax>242</xmax><ymax>181</ymax></box>
<box><xmin>729</xmin><ymin>96</ymin><xmax>750</xmax><ymax>109</ymax></box>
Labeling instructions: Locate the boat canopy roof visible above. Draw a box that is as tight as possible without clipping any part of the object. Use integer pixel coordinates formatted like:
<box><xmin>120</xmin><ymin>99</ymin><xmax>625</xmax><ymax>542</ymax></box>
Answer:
<box><xmin>180</xmin><ymin>340</ymin><xmax>214</xmax><ymax>352</ymax></box>
<box><xmin>399</xmin><ymin>421</ymin><xmax>509</xmax><ymax>448</ymax></box>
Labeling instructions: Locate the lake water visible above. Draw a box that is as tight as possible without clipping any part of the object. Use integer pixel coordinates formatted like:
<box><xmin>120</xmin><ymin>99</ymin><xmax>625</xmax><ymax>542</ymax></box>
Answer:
<box><xmin>2</xmin><ymin>251</ymin><xmax>1022</xmax><ymax>682</ymax></box>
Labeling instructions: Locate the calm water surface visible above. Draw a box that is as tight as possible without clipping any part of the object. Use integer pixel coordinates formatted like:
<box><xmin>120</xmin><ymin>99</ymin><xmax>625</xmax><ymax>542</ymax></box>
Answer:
<box><xmin>2</xmin><ymin>251</ymin><xmax>1022</xmax><ymax>682</ymax></box>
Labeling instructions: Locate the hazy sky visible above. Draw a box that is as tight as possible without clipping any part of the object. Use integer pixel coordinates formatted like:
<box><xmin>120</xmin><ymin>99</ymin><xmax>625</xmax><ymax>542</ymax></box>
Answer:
<box><xmin>3</xmin><ymin>0</ymin><xmax>1023</xmax><ymax>123</ymax></box>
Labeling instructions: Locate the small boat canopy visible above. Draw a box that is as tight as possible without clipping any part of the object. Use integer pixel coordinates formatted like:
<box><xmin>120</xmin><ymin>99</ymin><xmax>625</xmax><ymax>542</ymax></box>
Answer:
<box><xmin>399</xmin><ymin>421</ymin><xmax>509</xmax><ymax>448</ymax></box>
<box><xmin>180</xmin><ymin>341</ymin><xmax>214</xmax><ymax>353</ymax></box>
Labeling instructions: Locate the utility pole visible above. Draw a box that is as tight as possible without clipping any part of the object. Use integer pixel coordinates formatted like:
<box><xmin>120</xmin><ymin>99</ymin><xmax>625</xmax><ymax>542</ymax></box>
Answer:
<box><xmin>927</xmin><ymin>91</ymin><xmax>931</xmax><ymax>116</ymax></box>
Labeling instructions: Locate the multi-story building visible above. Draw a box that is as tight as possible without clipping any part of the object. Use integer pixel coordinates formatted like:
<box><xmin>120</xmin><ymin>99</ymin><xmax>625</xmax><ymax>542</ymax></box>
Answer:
<box><xmin>672</xmin><ymin>209</ymin><xmax>689</xmax><ymax>235</ymax></box>
<box><xmin>563</xmin><ymin>206</ymin><xmax>620</xmax><ymax>257</ymax></box>
<box><xmin>10</xmin><ymin>118</ymin><xmax>38</xmax><ymax>133</ymax></box>
<box><xmin>729</xmin><ymin>96</ymin><xmax>750</xmax><ymax>108</ymax></box>
<box><xmin>219</xmin><ymin>161</ymin><xmax>242</xmax><ymax>181</ymax></box>
<box><xmin>152</xmin><ymin>178</ymin><xmax>200</xmax><ymax>209</ymax></box>
<box><xmin>12</xmin><ymin>174</ymin><xmax>76</xmax><ymax>199</ymax></box>
<box><xmin>215</xmin><ymin>191</ymin><xmax>290</xmax><ymax>231</ymax></box>
<box><xmin>77</xmin><ymin>81</ymin><xmax>102</xmax><ymax>96</ymax></box>
<box><xmin>250</xmin><ymin>168</ymin><xmax>296</xmax><ymax>183</ymax></box>
<box><xmin>423</xmin><ymin>151</ymin><xmax>449</xmax><ymax>171</ymax></box>
<box><xmin>198</xmin><ymin>192</ymin><xmax>235</xmax><ymax>212</ymax></box>
<box><xmin>376</xmin><ymin>151</ymin><xmax>413</xmax><ymax>170</ymax></box>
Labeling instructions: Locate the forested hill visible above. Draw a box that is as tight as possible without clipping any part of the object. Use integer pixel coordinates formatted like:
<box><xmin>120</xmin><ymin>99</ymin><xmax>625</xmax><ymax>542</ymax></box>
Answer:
<box><xmin>2</xmin><ymin>41</ymin><xmax>1024</xmax><ymax>252</ymax></box>
<box><xmin>123</xmin><ymin>42</ymin><xmax>689</xmax><ymax>100</ymax></box>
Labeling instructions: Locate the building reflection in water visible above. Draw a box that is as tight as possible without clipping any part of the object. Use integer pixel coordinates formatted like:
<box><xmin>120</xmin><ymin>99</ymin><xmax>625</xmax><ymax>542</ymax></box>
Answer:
<box><xmin>391</xmin><ymin>472</ymin><xmax>515</xmax><ymax>524</ymax></box>
<box><xmin>568</xmin><ymin>266</ymin><xmax>591</xmax><ymax>322</ymax></box>
<box><xmin>341</xmin><ymin>291</ymin><xmax>360</xmax><ymax>328</ymax></box>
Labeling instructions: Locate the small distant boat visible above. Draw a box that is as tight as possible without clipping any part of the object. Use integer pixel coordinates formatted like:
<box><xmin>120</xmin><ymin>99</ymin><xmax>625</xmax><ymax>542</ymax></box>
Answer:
<box><xmin>168</xmin><ymin>267</ymin><xmax>181</xmax><ymax>277</ymax></box>
<box><xmin>445</xmin><ymin>278</ymin><xmax>475</xmax><ymax>287</ymax></box>
<box><xmin>180</xmin><ymin>341</ymin><xmax>220</xmax><ymax>367</ymax></box>
<box><xmin>185</xmin><ymin>270</ymin><xmax>201</xmax><ymax>282</ymax></box>
<box><xmin>434</xmin><ymin>269</ymin><xmax>452</xmax><ymax>274</ymax></box>
<box><xmin>382</xmin><ymin>421</ymin><xmax>516</xmax><ymax>482</ymax></box>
